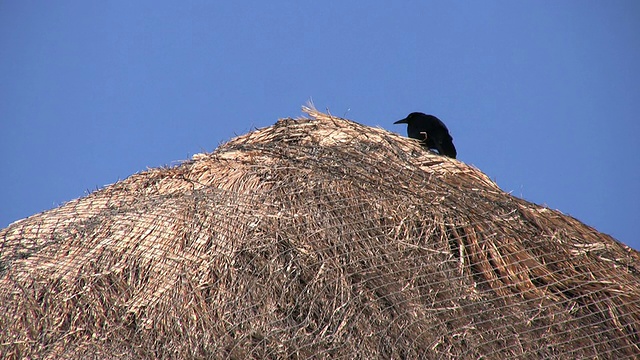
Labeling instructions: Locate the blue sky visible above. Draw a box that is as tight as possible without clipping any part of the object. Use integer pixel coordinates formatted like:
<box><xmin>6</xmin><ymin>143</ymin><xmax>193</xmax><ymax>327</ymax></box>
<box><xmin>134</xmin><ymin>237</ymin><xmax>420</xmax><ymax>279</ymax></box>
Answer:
<box><xmin>1</xmin><ymin>1</ymin><xmax>638</xmax><ymax>249</ymax></box>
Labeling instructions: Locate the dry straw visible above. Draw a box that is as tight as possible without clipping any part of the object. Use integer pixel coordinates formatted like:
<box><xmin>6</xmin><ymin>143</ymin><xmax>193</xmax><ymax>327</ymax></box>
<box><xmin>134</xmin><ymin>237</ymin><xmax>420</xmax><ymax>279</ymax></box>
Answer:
<box><xmin>1</xmin><ymin>107</ymin><xmax>639</xmax><ymax>359</ymax></box>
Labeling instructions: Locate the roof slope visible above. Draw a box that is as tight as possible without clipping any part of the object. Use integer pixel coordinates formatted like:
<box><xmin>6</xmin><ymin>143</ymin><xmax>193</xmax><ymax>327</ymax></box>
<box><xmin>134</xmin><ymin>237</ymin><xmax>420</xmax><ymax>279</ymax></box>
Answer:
<box><xmin>1</xmin><ymin>108</ymin><xmax>639</xmax><ymax>359</ymax></box>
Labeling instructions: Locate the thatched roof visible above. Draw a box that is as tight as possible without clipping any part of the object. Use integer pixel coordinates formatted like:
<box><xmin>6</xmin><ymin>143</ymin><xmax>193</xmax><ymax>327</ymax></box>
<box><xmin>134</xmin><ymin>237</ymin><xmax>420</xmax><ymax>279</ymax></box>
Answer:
<box><xmin>1</xmin><ymin>108</ymin><xmax>639</xmax><ymax>359</ymax></box>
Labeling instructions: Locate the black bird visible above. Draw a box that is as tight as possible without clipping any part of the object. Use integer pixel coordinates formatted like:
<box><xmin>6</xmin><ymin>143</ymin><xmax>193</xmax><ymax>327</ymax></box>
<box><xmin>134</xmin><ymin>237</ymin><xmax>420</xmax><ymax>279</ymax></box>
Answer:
<box><xmin>394</xmin><ymin>112</ymin><xmax>457</xmax><ymax>158</ymax></box>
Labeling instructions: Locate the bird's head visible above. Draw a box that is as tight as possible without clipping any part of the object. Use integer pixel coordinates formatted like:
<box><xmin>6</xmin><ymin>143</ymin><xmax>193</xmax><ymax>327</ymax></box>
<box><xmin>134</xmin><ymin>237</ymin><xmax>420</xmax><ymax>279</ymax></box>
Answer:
<box><xmin>393</xmin><ymin>112</ymin><xmax>428</xmax><ymax>124</ymax></box>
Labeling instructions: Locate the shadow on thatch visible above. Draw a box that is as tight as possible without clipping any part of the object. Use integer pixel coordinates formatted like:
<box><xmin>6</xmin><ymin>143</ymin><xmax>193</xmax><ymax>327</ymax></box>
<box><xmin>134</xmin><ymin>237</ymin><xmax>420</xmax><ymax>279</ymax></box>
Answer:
<box><xmin>1</xmin><ymin>108</ymin><xmax>639</xmax><ymax>359</ymax></box>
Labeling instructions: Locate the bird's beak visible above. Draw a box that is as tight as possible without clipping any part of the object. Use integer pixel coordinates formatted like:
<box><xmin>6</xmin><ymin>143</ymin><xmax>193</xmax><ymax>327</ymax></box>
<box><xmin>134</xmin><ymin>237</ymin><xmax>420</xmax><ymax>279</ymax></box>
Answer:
<box><xmin>394</xmin><ymin>118</ymin><xmax>408</xmax><ymax>124</ymax></box>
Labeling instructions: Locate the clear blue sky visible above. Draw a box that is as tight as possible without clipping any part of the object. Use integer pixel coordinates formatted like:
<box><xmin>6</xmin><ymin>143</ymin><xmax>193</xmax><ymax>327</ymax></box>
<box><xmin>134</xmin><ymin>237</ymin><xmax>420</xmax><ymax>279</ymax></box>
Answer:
<box><xmin>1</xmin><ymin>1</ymin><xmax>638</xmax><ymax>249</ymax></box>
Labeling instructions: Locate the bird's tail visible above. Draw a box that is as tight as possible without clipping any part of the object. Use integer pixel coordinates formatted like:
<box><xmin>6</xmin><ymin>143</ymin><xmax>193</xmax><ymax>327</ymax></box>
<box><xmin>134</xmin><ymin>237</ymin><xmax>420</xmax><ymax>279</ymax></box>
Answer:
<box><xmin>440</xmin><ymin>140</ymin><xmax>457</xmax><ymax>159</ymax></box>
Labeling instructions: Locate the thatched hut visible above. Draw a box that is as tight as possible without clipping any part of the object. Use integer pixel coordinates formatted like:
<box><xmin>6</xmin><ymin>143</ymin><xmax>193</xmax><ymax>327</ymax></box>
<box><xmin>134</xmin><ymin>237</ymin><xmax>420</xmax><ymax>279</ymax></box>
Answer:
<box><xmin>1</xmin><ymin>108</ymin><xmax>639</xmax><ymax>359</ymax></box>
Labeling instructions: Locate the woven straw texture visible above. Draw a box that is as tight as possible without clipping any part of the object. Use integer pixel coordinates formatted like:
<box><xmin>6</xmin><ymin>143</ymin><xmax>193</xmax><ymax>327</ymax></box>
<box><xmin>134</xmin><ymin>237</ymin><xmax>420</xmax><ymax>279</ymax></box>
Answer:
<box><xmin>1</xmin><ymin>108</ymin><xmax>639</xmax><ymax>359</ymax></box>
